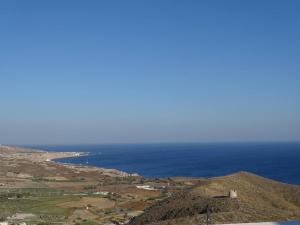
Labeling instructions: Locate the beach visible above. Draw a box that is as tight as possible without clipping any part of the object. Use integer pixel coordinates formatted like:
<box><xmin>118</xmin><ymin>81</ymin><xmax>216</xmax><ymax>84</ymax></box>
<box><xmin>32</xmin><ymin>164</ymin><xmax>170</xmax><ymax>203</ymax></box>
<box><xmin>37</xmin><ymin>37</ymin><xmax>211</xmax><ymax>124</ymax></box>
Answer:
<box><xmin>1</xmin><ymin>144</ymin><xmax>300</xmax><ymax>225</ymax></box>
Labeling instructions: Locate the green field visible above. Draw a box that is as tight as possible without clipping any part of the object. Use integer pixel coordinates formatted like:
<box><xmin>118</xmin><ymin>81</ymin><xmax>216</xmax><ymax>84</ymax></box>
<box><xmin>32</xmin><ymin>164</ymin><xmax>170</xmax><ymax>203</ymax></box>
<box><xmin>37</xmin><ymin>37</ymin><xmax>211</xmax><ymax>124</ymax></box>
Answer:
<box><xmin>0</xmin><ymin>194</ymin><xmax>80</xmax><ymax>222</ymax></box>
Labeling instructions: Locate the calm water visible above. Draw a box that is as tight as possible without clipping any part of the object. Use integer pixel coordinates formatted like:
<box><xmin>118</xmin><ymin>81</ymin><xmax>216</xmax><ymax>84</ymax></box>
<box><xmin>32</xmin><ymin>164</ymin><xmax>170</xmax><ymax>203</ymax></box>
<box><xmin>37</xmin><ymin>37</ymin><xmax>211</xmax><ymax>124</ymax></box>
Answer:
<box><xmin>31</xmin><ymin>143</ymin><xmax>300</xmax><ymax>185</ymax></box>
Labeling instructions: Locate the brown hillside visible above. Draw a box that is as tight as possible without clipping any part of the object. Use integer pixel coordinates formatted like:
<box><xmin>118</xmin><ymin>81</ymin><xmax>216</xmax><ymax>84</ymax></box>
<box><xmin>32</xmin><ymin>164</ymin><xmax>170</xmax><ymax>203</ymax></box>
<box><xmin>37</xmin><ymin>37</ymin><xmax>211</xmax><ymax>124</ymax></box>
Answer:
<box><xmin>128</xmin><ymin>172</ymin><xmax>300</xmax><ymax>225</ymax></box>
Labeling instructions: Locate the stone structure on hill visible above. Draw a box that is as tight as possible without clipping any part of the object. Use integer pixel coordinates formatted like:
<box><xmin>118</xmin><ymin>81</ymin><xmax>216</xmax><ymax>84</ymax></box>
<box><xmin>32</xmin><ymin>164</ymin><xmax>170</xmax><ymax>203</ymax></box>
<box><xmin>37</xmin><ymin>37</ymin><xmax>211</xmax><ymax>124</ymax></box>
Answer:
<box><xmin>229</xmin><ymin>189</ymin><xmax>238</xmax><ymax>198</ymax></box>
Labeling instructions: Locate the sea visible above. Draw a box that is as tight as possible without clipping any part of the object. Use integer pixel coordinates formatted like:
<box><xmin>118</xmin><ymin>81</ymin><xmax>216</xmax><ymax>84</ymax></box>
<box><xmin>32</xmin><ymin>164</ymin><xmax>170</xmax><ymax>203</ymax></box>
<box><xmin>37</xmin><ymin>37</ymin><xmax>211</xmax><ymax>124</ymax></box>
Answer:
<box><xmin>31</xmin><ymin>142</ymin><xmax>300</xmax><ymax>185</ymax></box>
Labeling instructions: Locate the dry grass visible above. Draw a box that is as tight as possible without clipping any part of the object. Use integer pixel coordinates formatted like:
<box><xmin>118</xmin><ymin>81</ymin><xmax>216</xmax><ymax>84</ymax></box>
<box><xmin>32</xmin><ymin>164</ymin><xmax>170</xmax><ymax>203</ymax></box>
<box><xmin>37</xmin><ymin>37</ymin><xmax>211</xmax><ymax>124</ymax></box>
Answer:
<box><xmin>58</xmin><ymin>196</ymin><xmax>115</xmax><ymax>209</ymax></box>
<box><xmin>129</xmin><ymin>172</ymin><xmax>300</xmax><ymax>225</ymax></box>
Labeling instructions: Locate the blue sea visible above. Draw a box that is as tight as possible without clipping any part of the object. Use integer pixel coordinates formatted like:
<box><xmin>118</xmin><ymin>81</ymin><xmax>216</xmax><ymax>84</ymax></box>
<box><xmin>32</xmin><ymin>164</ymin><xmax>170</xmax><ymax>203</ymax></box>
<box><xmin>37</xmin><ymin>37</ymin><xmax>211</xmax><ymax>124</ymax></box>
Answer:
<box><xmin>31</xmin><ymin>143</ymin><xmax>300</xmax><ymax>185</ymax></box>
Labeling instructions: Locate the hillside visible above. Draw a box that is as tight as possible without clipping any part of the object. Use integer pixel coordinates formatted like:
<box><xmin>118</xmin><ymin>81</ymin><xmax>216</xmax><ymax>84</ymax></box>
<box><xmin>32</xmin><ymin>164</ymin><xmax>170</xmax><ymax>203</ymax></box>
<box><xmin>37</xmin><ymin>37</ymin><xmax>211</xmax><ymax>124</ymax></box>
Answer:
<box><xmin>128</xmin><ymin>172</ymin><xmax>300</xmax><ymax>225</ymax></box>
<box><xmin>1</xmin><ymin>146</ymin><xmax>300</xmax><ymax>225</ymax></box>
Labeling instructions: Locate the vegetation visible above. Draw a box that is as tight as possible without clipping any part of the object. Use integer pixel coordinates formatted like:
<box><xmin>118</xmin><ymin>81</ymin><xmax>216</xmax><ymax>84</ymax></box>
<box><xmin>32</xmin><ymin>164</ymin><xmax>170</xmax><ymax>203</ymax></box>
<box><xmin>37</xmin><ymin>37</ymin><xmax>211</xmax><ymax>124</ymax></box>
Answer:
<box><xmin>129</xmin><ymin>172</ymin><xmax>300</xmax><ymax>225</ymax></box>
<box><xmin>0</xmin><ymin>195</ymin><xmax>77</xmax><ymax>217</ymax></box>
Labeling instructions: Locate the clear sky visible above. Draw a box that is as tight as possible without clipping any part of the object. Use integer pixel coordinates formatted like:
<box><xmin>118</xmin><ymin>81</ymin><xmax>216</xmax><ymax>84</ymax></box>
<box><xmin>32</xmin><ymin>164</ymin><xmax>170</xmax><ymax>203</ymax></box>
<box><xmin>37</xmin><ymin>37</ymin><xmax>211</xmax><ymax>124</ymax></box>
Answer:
<box><xmin>0</xmin><ymin>0</ymin><xmax>299</xmax><ymax>145</ymax></box>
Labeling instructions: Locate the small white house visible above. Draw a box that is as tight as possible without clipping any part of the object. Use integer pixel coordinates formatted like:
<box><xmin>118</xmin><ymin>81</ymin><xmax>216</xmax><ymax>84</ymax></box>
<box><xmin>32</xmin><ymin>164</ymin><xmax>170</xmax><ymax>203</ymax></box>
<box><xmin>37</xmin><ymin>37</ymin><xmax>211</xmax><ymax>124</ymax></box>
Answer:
<box><xmin>136</xmin><ymin>185</ymin><xmax>157</xmax><ymax>191</ymax></box>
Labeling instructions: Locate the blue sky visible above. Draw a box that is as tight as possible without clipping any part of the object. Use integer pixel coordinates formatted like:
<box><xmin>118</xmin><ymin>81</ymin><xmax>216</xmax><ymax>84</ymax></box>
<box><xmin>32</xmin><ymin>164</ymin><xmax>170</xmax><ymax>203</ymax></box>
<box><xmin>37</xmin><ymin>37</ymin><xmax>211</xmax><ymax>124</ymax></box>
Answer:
<box><xmin>0</xmin><ymin>0</ymin><xmax>299</xmax><ymax>144</ymax></box>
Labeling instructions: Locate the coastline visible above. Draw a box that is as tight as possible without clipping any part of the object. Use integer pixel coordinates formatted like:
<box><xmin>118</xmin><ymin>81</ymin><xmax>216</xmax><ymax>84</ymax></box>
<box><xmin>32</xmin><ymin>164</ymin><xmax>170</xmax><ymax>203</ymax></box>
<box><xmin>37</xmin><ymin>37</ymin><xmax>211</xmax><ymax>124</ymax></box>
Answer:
<box><xmin>1</xmin><ymin>144</ymin><xmax>300</xmax><ymax>225</ymax></box>
<box><xmin>0</xmin><ymin>145</ymin><xmax>138</xmax><ymax>178</ymax></box>
<box><xmin>0</xmin><ymin>144</ymin><xmax>87</xmax><ymax>162</ymax></box>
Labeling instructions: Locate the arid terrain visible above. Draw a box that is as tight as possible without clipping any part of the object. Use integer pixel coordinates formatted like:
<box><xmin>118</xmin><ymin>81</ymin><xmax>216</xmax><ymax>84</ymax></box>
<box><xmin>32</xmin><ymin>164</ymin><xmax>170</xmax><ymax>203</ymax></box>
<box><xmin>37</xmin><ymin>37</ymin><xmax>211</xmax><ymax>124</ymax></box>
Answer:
<box><xmin>1</xmin><ymin>145</ymin><xmax>300</xmax><ymax>225</ymax></box>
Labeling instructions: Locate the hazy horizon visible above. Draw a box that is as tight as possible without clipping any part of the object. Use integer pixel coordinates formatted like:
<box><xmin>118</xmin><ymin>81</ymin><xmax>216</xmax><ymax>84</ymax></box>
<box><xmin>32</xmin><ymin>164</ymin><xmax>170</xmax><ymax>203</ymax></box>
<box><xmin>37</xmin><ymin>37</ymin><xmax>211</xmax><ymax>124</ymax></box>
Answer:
<box><xmin>3</xmin><ymin>141</ymin><xmax>293</xmax><ymax>147</ymax></box>
<box><xmin>1</xmin><ymin>0</ymin><xmax>300</xmax><ymax>145</ymax></box>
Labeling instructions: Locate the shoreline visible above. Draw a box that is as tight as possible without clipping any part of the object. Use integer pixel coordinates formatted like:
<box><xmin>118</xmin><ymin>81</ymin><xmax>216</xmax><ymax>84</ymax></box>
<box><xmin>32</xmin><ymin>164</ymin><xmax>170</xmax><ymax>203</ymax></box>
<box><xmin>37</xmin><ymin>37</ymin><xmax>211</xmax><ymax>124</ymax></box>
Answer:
<box><xmin>1</xmin><ymin>144</ymin><xmax>299</xmax><ymax>185</ymax></box>
<box><xmin>1</xmin><ymin>145</ymin><xmax>300</xmax><ymax>224</ymax></box>
<box><xmin>0</xmin><ymin>145</ymin><xmax>138</xmax><ymax>178</ymax></box>
<box><xmin>0</xmin><ymin>144</ymin><xmax>87</xmax><ymax>162</ymax></box>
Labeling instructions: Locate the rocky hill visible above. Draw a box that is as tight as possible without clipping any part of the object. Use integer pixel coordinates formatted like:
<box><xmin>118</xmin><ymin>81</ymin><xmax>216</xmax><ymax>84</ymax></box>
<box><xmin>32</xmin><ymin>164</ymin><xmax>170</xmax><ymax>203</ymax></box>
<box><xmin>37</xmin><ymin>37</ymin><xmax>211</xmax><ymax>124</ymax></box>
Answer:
<box><xmin>128</xmin><ymin>172</ymin><xmax>300</xmax><ymax>225</ymax></box>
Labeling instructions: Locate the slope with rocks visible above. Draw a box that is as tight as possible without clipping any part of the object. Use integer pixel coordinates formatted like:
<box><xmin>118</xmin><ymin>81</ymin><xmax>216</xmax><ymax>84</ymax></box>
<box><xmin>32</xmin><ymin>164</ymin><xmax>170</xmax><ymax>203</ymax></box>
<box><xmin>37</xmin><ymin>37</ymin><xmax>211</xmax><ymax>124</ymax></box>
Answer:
<box><xmin>128</xmin><ymin>172</ymin><xmax>300</xmax><ymax>225</ymax></box>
